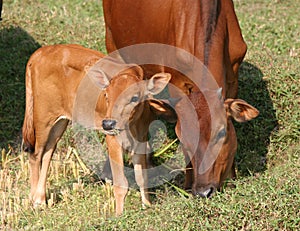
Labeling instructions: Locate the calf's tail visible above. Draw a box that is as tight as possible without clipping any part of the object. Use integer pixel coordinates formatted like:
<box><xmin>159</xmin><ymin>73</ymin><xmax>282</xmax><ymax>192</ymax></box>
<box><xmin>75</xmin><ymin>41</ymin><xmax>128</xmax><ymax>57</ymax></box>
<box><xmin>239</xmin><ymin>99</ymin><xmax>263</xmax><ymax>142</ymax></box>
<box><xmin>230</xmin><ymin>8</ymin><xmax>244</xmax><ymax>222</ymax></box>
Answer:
<box><xmin>22</xmin><ymin>62</ymin><xmax>35</xmax><ymax>153</ymax></box>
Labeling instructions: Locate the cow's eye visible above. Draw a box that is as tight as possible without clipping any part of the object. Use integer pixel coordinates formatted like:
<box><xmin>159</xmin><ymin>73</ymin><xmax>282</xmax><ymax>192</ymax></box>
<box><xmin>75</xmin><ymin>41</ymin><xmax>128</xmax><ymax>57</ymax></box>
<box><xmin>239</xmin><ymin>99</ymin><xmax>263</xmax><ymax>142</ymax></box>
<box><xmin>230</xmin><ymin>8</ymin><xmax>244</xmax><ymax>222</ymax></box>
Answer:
<box><xmin>130</xmin><ymin>95</ymin><xmax>139</xmax><ymax>103</ymax></box>
<box><xmin>216</xmin><ymin>127</ymin><xmax>226</xmax><ymax>141</ymax></box>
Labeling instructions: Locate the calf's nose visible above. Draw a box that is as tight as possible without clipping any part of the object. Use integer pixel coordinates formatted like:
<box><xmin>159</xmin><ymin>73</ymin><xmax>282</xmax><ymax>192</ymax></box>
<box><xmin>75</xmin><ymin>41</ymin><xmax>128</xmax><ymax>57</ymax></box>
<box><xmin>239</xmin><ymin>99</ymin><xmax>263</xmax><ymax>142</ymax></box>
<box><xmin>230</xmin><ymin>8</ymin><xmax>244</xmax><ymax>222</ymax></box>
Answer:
<box><xmin>102</xmin><ymin>119</ymin><xmax>117</xmax><ymax>131</ymax></box>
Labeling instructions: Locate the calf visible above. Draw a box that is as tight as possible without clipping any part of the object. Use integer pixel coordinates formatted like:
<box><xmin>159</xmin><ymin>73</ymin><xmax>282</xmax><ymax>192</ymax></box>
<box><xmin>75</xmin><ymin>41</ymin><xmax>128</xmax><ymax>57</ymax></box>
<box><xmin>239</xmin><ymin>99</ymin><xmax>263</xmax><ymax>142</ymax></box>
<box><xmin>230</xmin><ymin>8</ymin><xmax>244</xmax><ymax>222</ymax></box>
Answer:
<box><xmin>22</xmin><ymin>44</ymin><xmax>171</xmax><ymax>215</ymax></box>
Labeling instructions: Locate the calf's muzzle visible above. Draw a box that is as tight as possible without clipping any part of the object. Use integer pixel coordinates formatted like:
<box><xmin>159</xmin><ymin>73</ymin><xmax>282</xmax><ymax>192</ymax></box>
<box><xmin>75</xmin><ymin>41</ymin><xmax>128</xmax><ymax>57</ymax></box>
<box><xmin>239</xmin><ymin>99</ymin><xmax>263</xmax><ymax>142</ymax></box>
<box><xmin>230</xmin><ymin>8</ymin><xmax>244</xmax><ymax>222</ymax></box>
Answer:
<box><xmin>102</xmin><ymin>119</ymin><xmax>117</xmax><ymax>131</ymax></box>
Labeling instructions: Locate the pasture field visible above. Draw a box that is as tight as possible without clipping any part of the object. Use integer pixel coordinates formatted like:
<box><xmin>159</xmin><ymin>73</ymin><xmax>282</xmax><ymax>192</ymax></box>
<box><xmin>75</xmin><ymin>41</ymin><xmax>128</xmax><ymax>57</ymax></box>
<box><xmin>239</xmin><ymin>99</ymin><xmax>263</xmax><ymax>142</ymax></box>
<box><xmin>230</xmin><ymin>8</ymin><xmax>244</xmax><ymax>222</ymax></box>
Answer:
<box><xmin>0</xmin><ymin>0</ymin><xmax>299</xmax><ymax>230</ymax></box>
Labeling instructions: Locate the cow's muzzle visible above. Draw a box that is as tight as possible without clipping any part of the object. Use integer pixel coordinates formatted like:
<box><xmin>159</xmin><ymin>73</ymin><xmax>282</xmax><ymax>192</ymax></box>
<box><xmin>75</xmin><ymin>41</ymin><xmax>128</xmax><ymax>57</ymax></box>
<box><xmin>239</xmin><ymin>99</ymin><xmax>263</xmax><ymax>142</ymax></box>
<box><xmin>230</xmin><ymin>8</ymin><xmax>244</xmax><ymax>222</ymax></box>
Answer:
<box><xmin>193</xmin><ymin>185</ymin><xmax>217</xmax><ymax>198</ymax></box>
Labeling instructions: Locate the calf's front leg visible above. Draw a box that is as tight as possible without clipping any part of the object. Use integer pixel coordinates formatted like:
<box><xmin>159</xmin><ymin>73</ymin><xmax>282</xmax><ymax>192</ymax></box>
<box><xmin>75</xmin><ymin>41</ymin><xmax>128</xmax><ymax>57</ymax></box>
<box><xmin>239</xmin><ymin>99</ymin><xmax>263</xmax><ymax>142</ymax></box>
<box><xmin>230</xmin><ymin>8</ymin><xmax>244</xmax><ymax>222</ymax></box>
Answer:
<box><xmin>106</xmin><ymin>135</ymin><xmax>128</xmax><ymax>216</ymax></box>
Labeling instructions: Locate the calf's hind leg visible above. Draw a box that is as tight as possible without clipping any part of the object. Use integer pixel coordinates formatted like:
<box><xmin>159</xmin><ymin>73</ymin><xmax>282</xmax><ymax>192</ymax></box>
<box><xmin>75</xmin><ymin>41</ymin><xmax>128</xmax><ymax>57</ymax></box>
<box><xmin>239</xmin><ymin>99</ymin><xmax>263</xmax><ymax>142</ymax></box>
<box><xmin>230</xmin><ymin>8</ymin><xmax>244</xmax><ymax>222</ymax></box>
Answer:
<box><xmin>30</xmin><ymin>119</ymin><xmax>68</xmax><ymax>206</ymax></box>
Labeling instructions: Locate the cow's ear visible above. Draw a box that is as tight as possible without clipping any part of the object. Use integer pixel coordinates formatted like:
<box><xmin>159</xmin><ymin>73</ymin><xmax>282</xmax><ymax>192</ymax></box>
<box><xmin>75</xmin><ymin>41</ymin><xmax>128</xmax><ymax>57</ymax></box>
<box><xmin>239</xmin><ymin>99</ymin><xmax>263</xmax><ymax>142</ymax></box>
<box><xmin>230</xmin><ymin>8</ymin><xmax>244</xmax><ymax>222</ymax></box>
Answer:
<box><xmin>225</xmin><ymin>99</ymin><xmax>259</xmax><ymax>122</ymax></box>
<box><xmin>147</xmin><ymin>73</ymin><xmax>171</xmax><ymax>95</ymax></box>
<box><xmin>88</xmin><ymin>68</ymin><xmax>110</xmax><ymax>89</ymax></box>
<box><xmin>148</xmin><ymin>99</ymin><xmax>177</xmax><ymax>123</ymax></box>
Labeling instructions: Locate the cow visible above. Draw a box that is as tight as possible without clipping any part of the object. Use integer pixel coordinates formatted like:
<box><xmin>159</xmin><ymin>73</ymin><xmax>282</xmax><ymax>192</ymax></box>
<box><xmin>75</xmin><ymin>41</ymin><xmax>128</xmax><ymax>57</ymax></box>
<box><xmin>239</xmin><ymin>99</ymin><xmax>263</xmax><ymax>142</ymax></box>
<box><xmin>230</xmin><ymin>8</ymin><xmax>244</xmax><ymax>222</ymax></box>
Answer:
<box><xmin>22</xmin><ymin>44</ymin><xmax>173</xmax><ymax>215</ymax></box>
<box><xmin>103</xmin><ymin>0</ymin><xmax>259</xmax><ymax>198</ymax></box>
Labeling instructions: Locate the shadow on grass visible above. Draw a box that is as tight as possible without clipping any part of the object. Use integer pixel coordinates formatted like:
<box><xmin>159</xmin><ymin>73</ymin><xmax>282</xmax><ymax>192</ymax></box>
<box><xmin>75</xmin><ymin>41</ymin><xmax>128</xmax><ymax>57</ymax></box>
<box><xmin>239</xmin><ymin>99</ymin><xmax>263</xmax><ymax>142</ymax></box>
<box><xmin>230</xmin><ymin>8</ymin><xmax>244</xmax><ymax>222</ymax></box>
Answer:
<box><xmin>235</xmin><ymin>61</ymin><xmax>278</xmax><ymax>176</ymax></box>
<box><xmin>0</xmin><ymin>26</ymin><xmax>40</xmax><ymax>149</ymax></box>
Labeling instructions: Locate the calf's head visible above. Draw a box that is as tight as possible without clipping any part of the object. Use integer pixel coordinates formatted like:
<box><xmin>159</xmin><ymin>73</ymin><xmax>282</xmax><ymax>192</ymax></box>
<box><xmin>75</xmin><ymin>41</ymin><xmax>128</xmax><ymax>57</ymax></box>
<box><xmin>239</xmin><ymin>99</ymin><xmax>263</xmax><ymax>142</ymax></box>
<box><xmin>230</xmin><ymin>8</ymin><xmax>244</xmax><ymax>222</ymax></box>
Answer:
<box><xmin>100</xmin><ymin>68</ymin><xmax>171</xmax><ymax>135</ymax></box>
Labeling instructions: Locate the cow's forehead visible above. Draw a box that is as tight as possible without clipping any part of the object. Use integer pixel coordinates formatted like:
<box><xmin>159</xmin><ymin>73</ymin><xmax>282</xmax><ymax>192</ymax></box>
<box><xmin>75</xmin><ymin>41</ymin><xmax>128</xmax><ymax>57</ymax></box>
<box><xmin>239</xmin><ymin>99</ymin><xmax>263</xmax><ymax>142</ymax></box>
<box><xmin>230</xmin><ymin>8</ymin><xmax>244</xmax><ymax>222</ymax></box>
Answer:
<box><xmin>187</xmin><ymin>90</ymin><xmax>227</xmax><ymax>135</ymax></box>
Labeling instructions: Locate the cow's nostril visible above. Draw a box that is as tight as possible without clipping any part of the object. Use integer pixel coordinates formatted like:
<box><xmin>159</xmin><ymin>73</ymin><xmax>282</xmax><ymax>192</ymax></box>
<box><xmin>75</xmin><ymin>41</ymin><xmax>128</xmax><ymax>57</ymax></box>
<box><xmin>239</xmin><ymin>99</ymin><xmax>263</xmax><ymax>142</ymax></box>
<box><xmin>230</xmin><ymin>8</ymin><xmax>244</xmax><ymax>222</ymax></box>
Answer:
<box><xmin>102</xmin><ymin>119</ymin><xmax>117</xmax><ymax>131</ymax></box>
<box><xmin>195</xmin><ymin>187</ymin><xmax>215</xmax><ymax>198</ymax></box>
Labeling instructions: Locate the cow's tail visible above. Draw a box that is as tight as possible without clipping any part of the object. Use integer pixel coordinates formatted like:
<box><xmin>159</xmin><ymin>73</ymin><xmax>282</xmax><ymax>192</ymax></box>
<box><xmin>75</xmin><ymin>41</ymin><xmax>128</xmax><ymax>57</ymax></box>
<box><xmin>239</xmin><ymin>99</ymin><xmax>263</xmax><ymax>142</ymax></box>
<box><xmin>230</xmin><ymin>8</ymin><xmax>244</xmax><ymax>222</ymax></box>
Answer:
<box><xmin>22</xmin><ymin>61</ymin><xmax>35</xmax><ymax>153</ymax></box>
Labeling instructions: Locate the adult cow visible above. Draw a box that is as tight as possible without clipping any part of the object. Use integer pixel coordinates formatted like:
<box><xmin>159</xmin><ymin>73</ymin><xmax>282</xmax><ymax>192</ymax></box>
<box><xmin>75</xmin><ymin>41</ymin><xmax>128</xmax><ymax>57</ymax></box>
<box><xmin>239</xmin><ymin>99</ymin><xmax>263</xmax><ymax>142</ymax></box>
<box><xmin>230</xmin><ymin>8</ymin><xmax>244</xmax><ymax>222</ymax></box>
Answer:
<box><xmin>103</xmin><ymin>0</ymin><xmax>259</xmax><ymax>198</ymax></box>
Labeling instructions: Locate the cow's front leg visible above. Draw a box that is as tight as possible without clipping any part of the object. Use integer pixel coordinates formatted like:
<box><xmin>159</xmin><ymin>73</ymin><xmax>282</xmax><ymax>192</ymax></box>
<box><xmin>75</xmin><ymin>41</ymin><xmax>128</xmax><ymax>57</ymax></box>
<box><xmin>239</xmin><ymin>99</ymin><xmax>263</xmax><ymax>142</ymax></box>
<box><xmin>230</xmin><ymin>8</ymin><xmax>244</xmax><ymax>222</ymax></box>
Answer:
<box><xmin>183</xmin><ymin>151</ymin><xmax>193</xmax><ymax>190</ymax></box>
<box><xmin>106</xmin><ymin>135</ymin><xmax>128</xmax><ymax>216</ymax></box>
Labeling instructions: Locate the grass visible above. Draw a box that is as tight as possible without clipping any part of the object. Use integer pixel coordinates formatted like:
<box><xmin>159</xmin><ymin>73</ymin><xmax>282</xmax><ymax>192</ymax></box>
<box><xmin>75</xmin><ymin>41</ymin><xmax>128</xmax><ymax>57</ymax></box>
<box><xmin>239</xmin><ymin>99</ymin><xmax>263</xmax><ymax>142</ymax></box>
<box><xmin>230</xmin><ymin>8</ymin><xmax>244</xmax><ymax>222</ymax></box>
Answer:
<box><xmin>0</xmin><ymin>0</ymin><xmax>299</xmax><ymax>230</ymax></box>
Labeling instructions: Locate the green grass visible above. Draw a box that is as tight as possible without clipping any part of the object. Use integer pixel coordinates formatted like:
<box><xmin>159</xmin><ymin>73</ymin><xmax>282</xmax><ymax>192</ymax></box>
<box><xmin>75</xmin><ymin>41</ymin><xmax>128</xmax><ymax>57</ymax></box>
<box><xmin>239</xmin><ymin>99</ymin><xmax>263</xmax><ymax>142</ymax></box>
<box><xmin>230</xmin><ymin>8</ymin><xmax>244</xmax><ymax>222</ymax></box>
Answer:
<box><xmin>0</xmin><ymin>0</ymin><xmax>299</xmax><ymax>230</ymax></box>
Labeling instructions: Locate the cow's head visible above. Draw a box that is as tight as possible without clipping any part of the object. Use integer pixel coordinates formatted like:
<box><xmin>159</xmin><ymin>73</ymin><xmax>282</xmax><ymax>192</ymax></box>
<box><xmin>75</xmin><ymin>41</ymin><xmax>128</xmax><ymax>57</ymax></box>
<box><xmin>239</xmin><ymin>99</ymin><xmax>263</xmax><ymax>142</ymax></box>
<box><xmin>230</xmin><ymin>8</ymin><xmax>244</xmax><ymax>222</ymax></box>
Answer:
<box><xmin>175</xmin><ymin>85</ymin><xmax>259</xmax><ymax>197</ymax></box>
<box><xmin>100</xmin><ymin>67</ymin><xmax>172</xmax><ymax>135</ymax></box>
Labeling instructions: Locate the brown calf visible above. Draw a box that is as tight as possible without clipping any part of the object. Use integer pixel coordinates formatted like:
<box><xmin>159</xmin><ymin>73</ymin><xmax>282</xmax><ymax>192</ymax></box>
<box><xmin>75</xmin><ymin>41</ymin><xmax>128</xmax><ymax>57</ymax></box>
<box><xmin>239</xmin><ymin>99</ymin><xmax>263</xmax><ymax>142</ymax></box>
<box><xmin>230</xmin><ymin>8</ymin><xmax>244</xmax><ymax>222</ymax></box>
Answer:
<box><xmin>22</xmin><ymin>44</ymin><xmax>171</xmax><ymax>215</ymax></box>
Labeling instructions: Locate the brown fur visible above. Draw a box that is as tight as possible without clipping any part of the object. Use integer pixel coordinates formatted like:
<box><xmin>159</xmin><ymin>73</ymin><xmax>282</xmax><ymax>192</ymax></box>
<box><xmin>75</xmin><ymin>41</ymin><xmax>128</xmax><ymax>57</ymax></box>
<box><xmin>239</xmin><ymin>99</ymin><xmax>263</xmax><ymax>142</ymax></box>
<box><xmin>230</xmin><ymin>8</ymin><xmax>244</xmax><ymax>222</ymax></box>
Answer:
<box><xmin>22</xmin><ymin>44</ymin><xmax>172</xmax><ymax>215</ymax></box>
<box><xmin>103</xmin><ymin>0</ymin><xmax>259</xmax><ymax>197</ymax></box>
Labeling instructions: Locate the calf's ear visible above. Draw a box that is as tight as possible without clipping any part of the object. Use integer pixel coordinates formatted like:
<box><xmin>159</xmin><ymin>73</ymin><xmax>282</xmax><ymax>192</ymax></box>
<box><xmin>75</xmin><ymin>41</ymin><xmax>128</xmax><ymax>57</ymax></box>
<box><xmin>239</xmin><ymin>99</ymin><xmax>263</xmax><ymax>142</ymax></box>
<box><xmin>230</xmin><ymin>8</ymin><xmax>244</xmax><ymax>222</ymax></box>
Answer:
<box><xmin>225</xmin><ymin>99</ymin><xmax>259</xmax><ymax>122</ymax></box>
<box><xmin>147</xmin><ymin>73</ymin><xmax>171</xmax><ymax>95</ymax></box>
<box><xmin>87</xmin><ymin>68</ymin><xmax>110</xmax><ymax>89</ymax></box>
